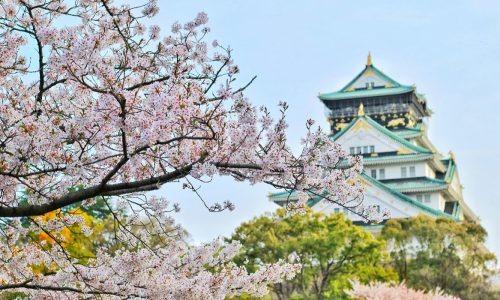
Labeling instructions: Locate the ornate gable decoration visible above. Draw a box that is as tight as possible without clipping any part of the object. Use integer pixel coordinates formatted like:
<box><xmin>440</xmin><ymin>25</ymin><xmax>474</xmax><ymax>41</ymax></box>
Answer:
<box><xmin>333</xmin><ymin>112</ymin><xmax>432</xmax><ymax>155</ymax></box>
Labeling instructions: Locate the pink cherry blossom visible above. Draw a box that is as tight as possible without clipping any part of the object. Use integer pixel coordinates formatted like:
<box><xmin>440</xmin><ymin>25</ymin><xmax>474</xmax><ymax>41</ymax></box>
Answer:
<box><xmin>346</xmin><ymin>280</ymin><xmax>460</xmax><ymax>300</ymax></box>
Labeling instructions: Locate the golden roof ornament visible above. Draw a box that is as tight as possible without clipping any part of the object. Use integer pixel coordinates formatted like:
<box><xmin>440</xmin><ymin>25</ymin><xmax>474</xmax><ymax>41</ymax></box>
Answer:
<box><xmin>449</xmin><ymin>150</ymin><xmax>455</xmax><ymax>161</ymax></box>
<box><xmin>357</xmin><ymin>102</ymin><xmax>365</xmax><ymax>116</ymax></box>
<box><xmin>367</xmin><ymin>52</ymin><xmax>373</xmax><ymax>66</ymax></box>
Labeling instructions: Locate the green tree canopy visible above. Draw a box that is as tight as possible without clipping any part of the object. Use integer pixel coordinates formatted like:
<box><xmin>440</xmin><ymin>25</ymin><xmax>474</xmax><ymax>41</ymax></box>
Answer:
<box><xmin>228</xmin><ymin>209</ymin><xmax>396</xmax><ymax>300</ymax></box>
<box><xmin>381</xmin><ymin>215</ymin><xmax>498</xmax><ymax>300</ymax></box>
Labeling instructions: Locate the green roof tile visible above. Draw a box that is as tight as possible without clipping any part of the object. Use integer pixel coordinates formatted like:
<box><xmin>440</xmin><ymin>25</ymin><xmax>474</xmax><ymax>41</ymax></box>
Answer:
<box><xmin>442</xmin><ymin>159</ymin><xmax>456</xmax><ymax>183</ymax></box>
<box><xmin>392</xmin><ymin>123</ymin><xmax>424</xmax><ymax>139</ymax></box>
<box><xmin>380</xmin><ymin>177</ymin><xmax>448</xmax><ymax>193</ymax></box>
<box><xmin>319</xmin><ymin>86</ymin><xmax>414</xmax><ymax>101</ymax></box>
<box><xmin>363</xmin><ymin>153</ymin><xmax>434</xmax><ymax>166</ymax></box>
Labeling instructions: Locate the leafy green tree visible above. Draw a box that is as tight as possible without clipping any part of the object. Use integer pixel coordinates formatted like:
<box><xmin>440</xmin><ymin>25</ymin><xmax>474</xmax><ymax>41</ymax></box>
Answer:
<box><xmin>381</xmin><ymin>215</ymin><xmax>498</xmax><ymax>300</ymax></box>
<box><xmin>228</xmin><ymin>209</ymin><xmax>397</xmax><ymax>300</ymax></box>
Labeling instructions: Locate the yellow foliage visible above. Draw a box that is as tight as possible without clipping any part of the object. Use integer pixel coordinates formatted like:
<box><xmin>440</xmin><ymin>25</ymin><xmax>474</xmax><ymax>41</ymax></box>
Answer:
<box><xmin>29</xmin><ymin>207</ymin><xmax>109</xmax><ymax>274</ymax></box>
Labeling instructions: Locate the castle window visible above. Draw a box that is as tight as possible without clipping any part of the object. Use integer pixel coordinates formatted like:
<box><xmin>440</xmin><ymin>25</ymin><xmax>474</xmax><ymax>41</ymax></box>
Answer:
<box><xmin>370</xmin><ymin>82</ymin><xmax>375</xmax><ymax>88</ymax></box>
<box><xmin>371</xmin><ymin>169</ymin><xmax>377</xmax><ymax>179</ymax></box>
<box><xmin>365</xmin><ymin>82</ymin><xmax>369</xmax><ymax>89</ymax></box>
<box><xmin>424</xmin><ymin>194</ymin><xmax>431</xmax><ymax>203</ymax></box>
<box><xmin>444</xmin><ymin>202</ymin><xmax>455</xmax><ymax>214</ymax></box>
<box><xmin>373</xmin><ymin>205</ymin><xmax>380</xmax><ymax>213</ymax></box>
<box><xmin>351</xmin><ymin>145</ymin><xmax>376</xmax><ymax>155</ymax></box>
<box><xmin>416</xmin><ymin>195</ymin><xmax>423</xmax><ymax>202</ymax></box>
<box><xmin>379</xmin><ymin>169</ymin><xmax>385</xmax><ymax>179</ymax></box>
<box><xmin>409</xmin><ymin>166</ymin><xmax>416</xmax><ymax>177</ymax></box>
<box><xmin>401</xmin><ymin>167</ymin><xmax>407</xmax><ymax>178</ymax></box>
<box><xmin>334</xmin><ymin>208</ymin><xmax>340</xmax><ymax>213</ymax></box>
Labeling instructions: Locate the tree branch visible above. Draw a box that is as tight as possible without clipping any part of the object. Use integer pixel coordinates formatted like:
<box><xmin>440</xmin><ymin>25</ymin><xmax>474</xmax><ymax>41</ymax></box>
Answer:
<box><xmin>0</xmin><ymin>165</ymin><xmax>193</xmax><ymax>217</ymax></box>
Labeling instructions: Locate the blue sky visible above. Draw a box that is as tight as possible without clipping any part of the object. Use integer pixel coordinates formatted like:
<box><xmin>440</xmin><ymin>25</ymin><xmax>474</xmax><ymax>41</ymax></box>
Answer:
<box><xmin>152</xmin><ymin>1</ymin><xmax>500</xmax><ymax>256</ymax></box>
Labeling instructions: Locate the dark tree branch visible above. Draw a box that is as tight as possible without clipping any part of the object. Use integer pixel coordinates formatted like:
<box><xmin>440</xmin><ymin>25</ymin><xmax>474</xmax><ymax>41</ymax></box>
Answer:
<box><xmin>0</xmin><ymin>164</ymin><xmax>193</xmax><ymax>217</ymax></box>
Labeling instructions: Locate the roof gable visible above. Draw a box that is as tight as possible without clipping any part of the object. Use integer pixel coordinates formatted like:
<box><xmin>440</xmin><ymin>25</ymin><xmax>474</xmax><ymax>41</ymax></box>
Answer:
<box><xmin>332</xmin><ymin>114</ymin><xmax>432</xmax><ymax>155</ymax></box>
<box><xmin>274</xmin><ymin>173</ymin><xmax>458</xmax><ymax>221</ymax></box>
<box><xmin>341</xmin><ymin>65</ymin><xmax>401</xmax><ymax>92</ymax></box>
<box><xmin>359</xmin><ymin>173</ymin><xmax>458</xmax><ymax>220</ymax></box>
<box><xmin>318</xmin><ymin>56</ymin><xmax>415</xmax><ymax>101</ymax></box>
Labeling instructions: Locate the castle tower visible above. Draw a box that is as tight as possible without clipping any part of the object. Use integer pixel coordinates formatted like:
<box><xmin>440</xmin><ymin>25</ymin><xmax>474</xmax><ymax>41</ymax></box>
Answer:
<box><xmin>269</xmin><ymin>54</ymin><xmax>479</xmax><ymax>227</ymax></box>
<box><xmin>320</xmin><ymin>53</ymin><xmax>430</xmax><ymax>135</ymax></box>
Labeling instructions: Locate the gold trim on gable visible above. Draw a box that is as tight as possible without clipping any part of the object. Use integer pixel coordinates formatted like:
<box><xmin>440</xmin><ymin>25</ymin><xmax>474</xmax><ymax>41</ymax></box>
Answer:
<box><xmin>351</xmin><ymin>119</ymin><xmax>370</xmax><ymax>132</ymax></box>
<box><xmin>365</xmin><ymin>69</ymin><xmax>374</xmax><ymax>75</ymax></box>
<box><xmin>397</xmin><ymin>148</ymin><xmax>413</xmax><ymax>155</ymax></box>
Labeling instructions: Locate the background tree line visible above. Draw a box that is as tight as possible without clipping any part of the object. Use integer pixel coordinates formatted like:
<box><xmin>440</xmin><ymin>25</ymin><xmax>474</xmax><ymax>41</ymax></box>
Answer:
<box><xmin>227</xmin><ymin>209</ymin><xmax>498</xmax><ymax>300</ymax></box>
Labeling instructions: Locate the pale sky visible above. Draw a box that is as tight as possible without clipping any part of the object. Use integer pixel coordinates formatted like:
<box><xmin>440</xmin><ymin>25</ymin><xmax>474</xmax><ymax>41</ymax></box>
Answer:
<box><xmin>151</xmin><ymin>1</ymin><xmax>500</xmax><ymax>257</ymax></box>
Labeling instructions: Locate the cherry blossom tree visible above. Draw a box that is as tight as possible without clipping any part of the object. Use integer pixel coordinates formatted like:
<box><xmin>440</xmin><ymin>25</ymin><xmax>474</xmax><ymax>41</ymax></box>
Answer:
<box><xmin>346</xmin><ymin>280</ymin><xmax>460</xmax><ymax>300</ymax></box>
<box><xmin>0</xmin><ymin>0</ymin><xmax>368</xmax><ymax>298</ymax></box>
